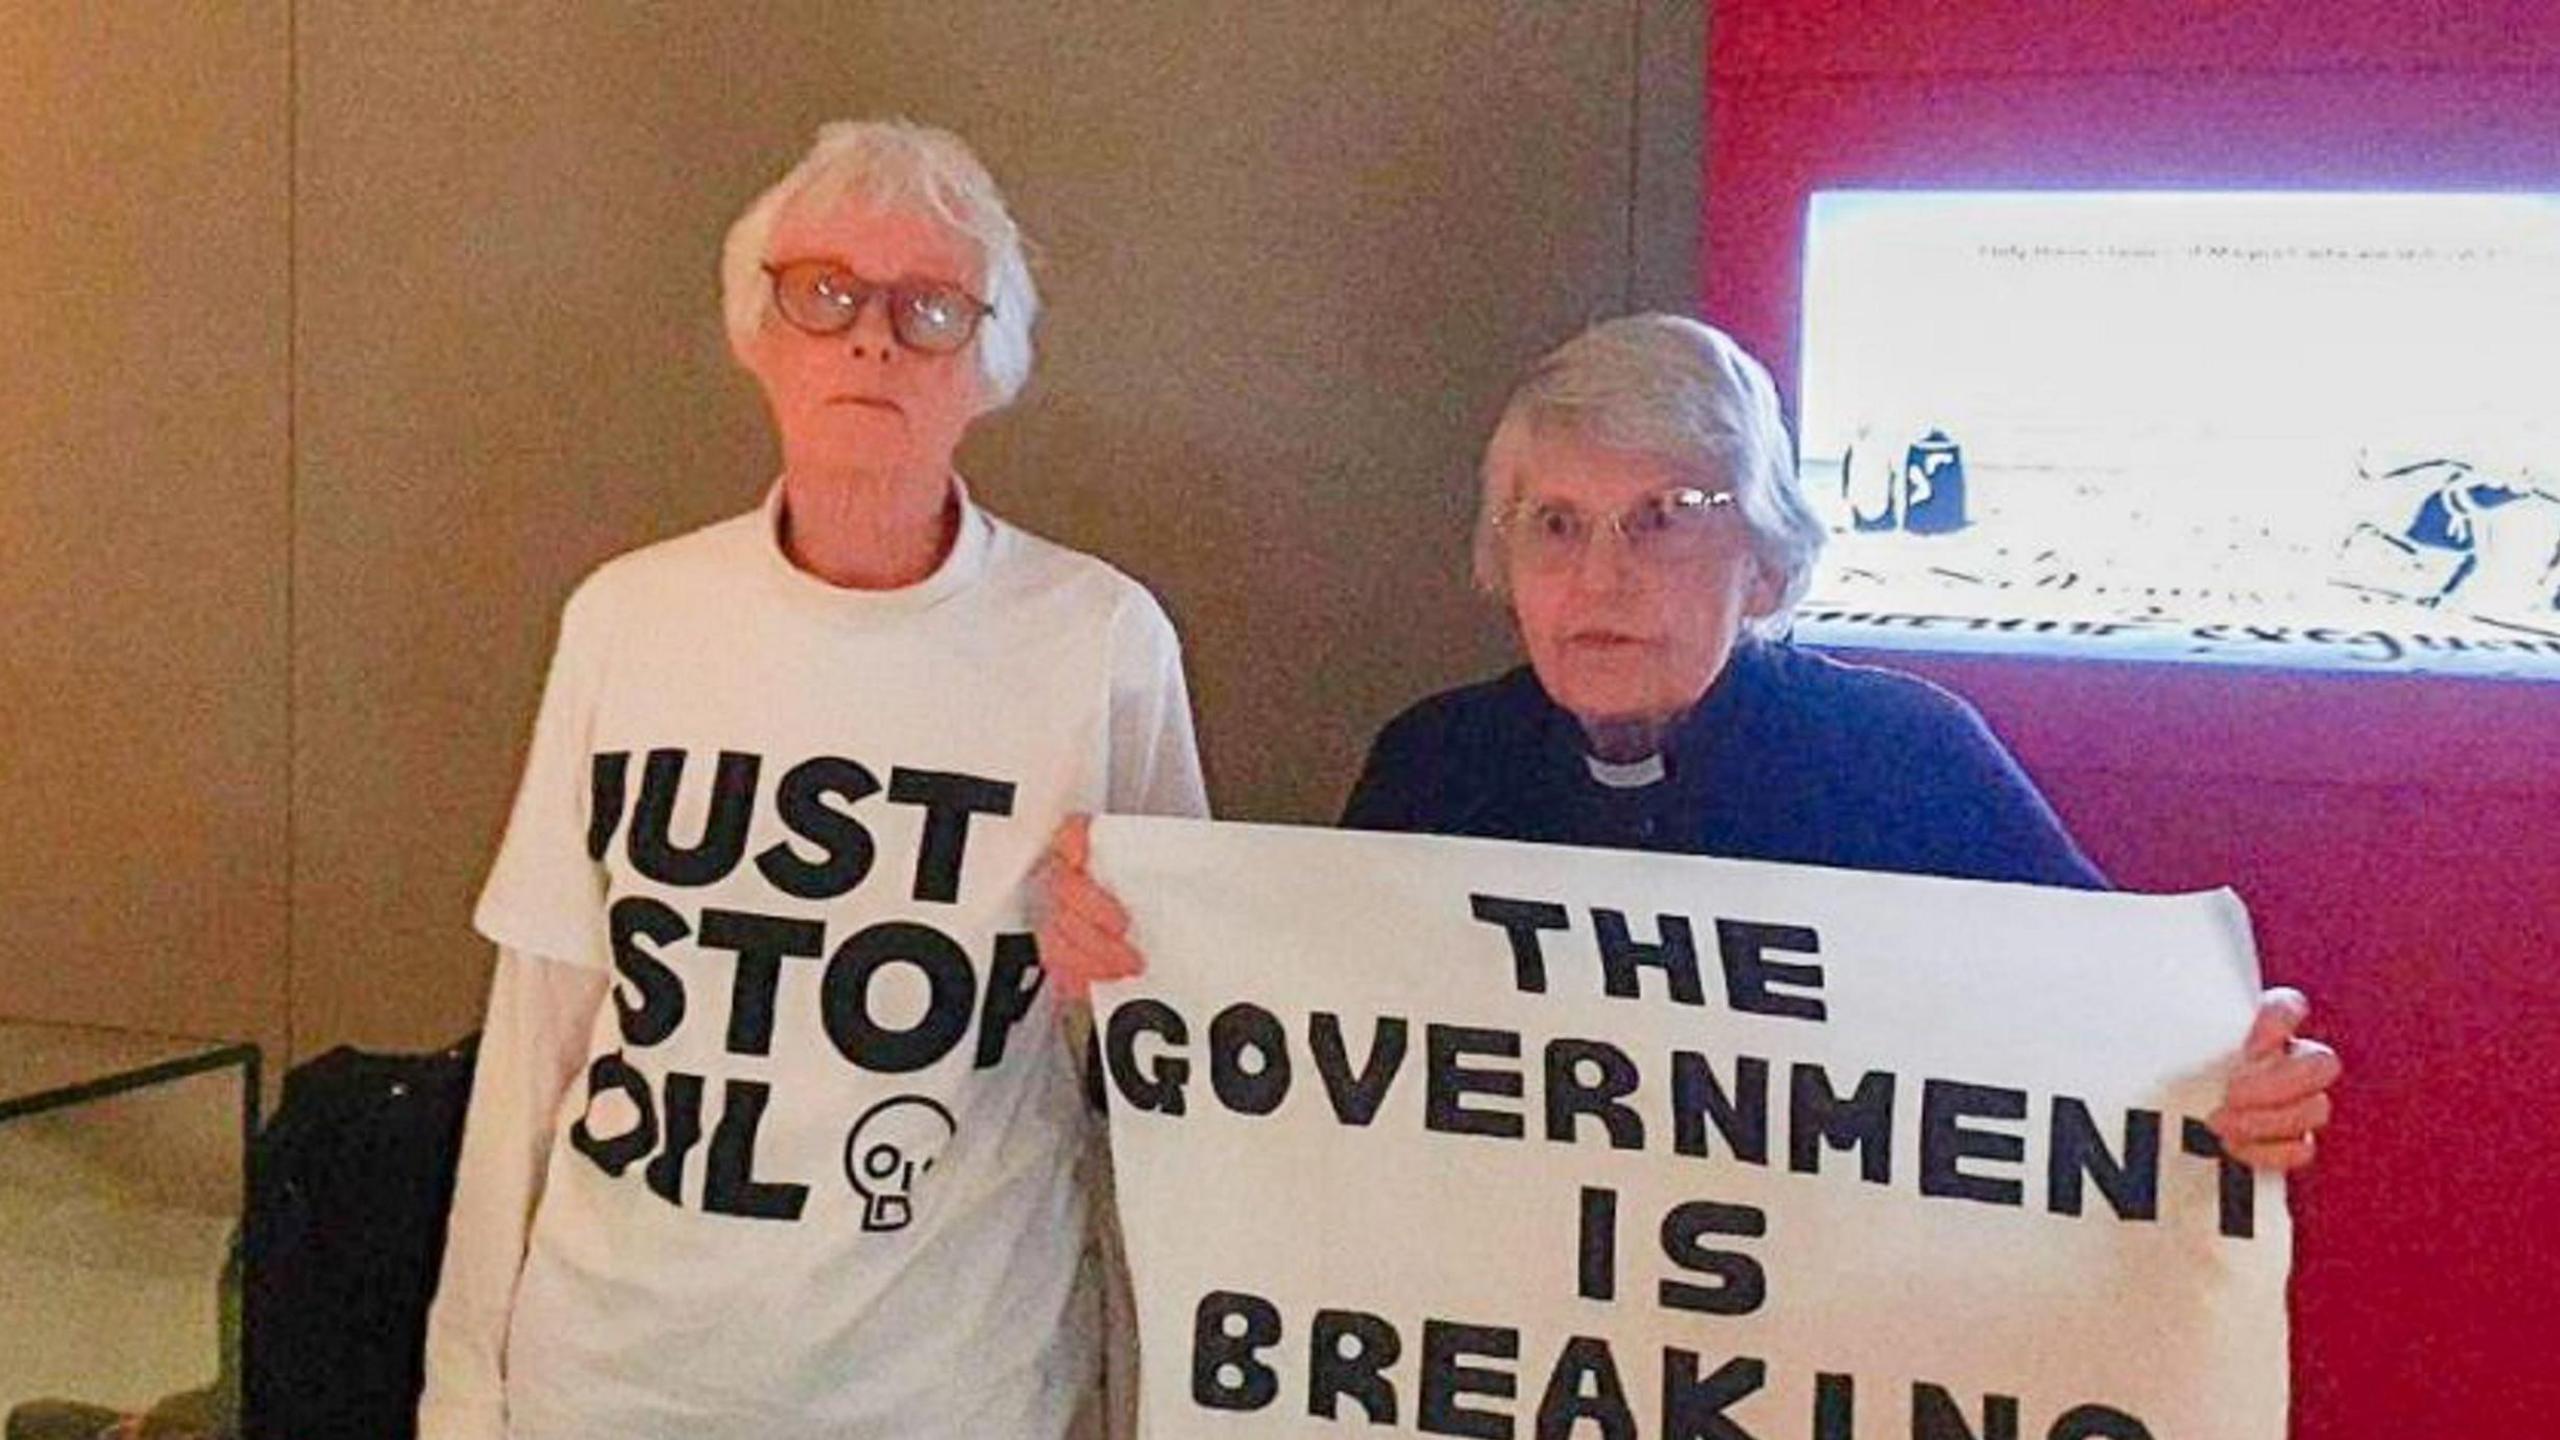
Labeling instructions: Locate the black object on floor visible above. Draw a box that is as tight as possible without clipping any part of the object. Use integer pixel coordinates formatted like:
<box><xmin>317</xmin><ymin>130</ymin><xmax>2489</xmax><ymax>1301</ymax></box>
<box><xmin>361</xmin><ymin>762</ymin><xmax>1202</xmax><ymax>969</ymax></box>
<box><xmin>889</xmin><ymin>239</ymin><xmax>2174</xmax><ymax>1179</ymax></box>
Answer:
<box><xmin>240</xmin><ymin>1036</ymin><xmax>477</xmax><ymax>1440</ymax></box>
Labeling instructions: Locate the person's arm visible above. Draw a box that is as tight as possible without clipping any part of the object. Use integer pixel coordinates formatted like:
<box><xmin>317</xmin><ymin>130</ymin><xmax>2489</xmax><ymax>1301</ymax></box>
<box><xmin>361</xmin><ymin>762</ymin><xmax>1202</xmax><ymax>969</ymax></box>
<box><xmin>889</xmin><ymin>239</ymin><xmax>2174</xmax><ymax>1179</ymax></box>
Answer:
<box><xmin>1078</xmin><ymin>590</ymin><xmax>1208</xmax><ymax>1440</ymax></box>
<box><xmin>1928</xmin><ymin>720</ymin><xmax>2106</xmax><ymax>889</ymax></box>
<box><xmin>416</xmin><ymin>947</ymin><xmax>606</xmax><ymax>1440</ymax></box>
<box><xmin>1034</xmin><ymin>584</ymin><xmax>1203</xmax><ymax>999</ymax></box>
<box><xmin>1038</xmin><ymin>590</ymin><xmax>1206</xmax><ymax>998</ymax></box>
<box><xmin>1105</xmin><ymin>590</ymin><xmax>1208</xmax><ymax>820</ymax></box>
<box><xmin>1338</xmin><ymin>707</ymin><xmax>1434</xmax><ymax>832</ymax></box>
<box><xmin>1879</xmin><ymin>681</ymin><xmax>2340</xmax><ymax>1169</ymax></box>
<box><xmin>1337</xmin><ymin>739</ymin><xmax>1409</xmax><ymax>831</ymax></box>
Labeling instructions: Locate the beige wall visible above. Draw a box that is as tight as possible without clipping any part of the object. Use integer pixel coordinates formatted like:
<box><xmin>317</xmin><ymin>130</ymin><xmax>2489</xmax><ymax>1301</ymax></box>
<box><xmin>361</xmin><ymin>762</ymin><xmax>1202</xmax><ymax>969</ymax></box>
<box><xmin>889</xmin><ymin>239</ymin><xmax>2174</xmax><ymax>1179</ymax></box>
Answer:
<box><xmin>4</xmin><ymin>1</ymin><xmax>1704</xmax><ymax>1063</ymax></box>
<box><xmin>0</xmin><ymin>4</ymin><xmax>293</xmax><ymax>1071</ymax></box>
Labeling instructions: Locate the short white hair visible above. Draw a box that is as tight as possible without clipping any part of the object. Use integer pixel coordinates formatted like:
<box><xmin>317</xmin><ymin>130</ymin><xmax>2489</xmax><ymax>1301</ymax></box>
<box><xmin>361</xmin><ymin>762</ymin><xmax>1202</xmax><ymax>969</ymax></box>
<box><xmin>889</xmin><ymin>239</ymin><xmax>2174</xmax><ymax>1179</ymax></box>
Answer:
<box><xmin>719</xmin><ymin>119</ymin><xmax>1038</xmax><ymax>410</ymax></box>
<box><xmin>1471</xmin><ymin>313</ymin><xmax>1826</xmax><ymax>640</ymax></box>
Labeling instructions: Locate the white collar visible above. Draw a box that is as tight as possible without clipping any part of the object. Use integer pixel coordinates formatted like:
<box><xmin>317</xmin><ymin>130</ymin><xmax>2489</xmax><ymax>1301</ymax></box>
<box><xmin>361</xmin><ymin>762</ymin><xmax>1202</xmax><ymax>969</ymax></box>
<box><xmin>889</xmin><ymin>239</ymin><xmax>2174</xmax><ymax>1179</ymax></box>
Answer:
<box><xmin>1584</xmin><ymin>751</ymin><xmax>1667</xmax><ymax>790</ymax></box>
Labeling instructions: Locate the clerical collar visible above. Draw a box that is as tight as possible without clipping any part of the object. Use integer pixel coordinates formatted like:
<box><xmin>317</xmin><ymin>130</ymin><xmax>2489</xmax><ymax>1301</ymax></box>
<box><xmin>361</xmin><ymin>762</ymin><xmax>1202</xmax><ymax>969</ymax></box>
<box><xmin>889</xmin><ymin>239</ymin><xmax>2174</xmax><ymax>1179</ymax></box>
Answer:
<box><xmin>1584</xmin><ymin>751</ymin><xmax>1667</xmax><ymax>789</ymax></box>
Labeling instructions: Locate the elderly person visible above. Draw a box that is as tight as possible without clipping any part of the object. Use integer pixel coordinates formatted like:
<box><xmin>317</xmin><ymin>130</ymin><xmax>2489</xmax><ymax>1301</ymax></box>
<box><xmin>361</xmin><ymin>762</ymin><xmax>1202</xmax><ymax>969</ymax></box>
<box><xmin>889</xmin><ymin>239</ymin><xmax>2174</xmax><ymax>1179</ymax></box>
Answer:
<box><xmin>419</xmin><ymin>120</ymin><xmax>1205</xmax><ymax>1440</ymax></box>
<box><xmin>1041</xmin><ymin>313</ymin><xmax>2335</xmax><ymax>1173</ymax></box>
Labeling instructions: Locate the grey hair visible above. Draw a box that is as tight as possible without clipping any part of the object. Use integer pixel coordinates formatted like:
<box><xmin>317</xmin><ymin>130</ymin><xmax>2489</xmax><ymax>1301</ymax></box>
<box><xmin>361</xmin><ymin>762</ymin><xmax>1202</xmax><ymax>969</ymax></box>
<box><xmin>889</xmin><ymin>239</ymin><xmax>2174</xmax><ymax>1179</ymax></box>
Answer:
<box><xmin>1470</xmin><ymin>313</ymin><xmax>1826</xmax><ymax>640</ymax></box>
<box><xmin>719</xmin><ymin>119</ymin><xmax>1038</xmax><ymax>410</ymax></box>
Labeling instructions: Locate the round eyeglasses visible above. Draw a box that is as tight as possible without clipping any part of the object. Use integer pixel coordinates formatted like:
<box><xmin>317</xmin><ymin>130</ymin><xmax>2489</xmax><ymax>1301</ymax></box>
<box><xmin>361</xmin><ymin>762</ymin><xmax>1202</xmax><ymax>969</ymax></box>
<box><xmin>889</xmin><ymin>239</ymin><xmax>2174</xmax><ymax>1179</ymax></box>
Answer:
<box><xmin>1496</xmin><ymin>486</ymin><xmax>1740</xmax><ymax>571</ymax></box>
<box><xmin>763</xmin><ymin>259</ymin><xmax>993</xmax><ymax>356</ymax></box>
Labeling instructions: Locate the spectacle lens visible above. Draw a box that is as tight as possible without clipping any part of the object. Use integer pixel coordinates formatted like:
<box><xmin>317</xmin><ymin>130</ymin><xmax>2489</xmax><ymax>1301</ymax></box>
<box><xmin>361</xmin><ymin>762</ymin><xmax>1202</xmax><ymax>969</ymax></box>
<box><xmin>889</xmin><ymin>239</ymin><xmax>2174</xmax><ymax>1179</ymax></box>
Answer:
<box><xmin>765</xmin><ymin>260</ymin><xmax>991</xmax><ymax>355</ymax></box>
<box><xmin>1504</xmin><ymin>487</ymin><xmax>1734</xmax><ymax>569</ymax></box>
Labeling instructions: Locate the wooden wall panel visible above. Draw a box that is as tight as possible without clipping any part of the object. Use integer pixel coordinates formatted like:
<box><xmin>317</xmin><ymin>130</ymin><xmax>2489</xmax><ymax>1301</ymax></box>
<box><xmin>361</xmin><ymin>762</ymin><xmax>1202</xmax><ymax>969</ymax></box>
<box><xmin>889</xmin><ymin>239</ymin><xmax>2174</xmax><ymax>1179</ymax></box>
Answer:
<box><xmin>288</xmin><ymin>2</ymin><xmax>1704</xmax><ymax>1051</ymax></box>
<box><xmin>0</xmin><ymin>3</ymin><xmax>291</xmax><ymax>1069</ymax></box>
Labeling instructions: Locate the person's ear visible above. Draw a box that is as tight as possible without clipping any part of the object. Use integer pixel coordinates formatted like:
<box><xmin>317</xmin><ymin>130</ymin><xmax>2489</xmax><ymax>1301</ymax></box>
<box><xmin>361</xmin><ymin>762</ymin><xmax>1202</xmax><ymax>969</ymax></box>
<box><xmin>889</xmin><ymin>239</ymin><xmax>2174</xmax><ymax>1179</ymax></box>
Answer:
<box><xmin>1741</xmin><ymin>551</ymin><xmax>1784</xmax><ymax>620</ymax></box>
<box><xmin>732</xmin><ymin>315</ymin><xmax>780</xmax><ymax>376</ymax></box>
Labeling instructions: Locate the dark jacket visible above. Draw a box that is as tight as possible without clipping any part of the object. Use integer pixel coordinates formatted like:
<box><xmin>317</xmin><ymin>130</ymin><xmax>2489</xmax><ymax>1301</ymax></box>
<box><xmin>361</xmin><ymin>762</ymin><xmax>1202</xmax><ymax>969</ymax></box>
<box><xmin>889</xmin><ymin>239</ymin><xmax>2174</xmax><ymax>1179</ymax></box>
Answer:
<box><xmin>1340</xmin><ymin>641</ymin><xmax>2105</xmax><ymax>890</ymax></box>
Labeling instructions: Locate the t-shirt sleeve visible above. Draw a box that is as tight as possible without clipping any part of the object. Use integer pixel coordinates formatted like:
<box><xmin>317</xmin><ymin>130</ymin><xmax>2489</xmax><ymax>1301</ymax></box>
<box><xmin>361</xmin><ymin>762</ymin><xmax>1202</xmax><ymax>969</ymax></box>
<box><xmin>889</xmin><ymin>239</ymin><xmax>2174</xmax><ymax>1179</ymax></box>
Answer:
<box><xmin>472</xmin><ymin>579</ymin><xmax>616</xmax><ymax>967</ymax></box>
<box><xmin>1105</xmin><ymin>589</ymin><xmax>1209</xmax><ymax>819</ymax></box>
<box><xmin>418</xmin><ymin>945</ymin><xmax>607</xmax><ymax>1440</ymax></box>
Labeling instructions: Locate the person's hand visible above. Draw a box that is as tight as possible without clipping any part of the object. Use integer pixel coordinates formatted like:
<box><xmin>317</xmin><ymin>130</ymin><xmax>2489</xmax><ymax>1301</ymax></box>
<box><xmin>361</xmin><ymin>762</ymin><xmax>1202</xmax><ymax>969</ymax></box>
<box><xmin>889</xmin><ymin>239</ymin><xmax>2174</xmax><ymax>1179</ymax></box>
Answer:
<box><xmin>1035</xmin><ymin>815</ymin><xmax>1144</xmax><ymax>1002</ymax></box>
<box><xmin>2206</xmin><ymin>986</ymin><xmax>2341</xmax><ymax>1172</ymax></box>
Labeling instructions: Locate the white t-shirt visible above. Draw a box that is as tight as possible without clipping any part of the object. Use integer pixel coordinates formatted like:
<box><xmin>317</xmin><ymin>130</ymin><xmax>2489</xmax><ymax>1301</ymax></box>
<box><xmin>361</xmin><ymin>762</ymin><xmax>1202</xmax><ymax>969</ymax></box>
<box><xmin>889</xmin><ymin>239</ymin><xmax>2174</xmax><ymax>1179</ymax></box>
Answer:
<box><xmin>466</xmin><ymin>481</ymin><xmax>1204</xmax><ymax>1440</ymax></box>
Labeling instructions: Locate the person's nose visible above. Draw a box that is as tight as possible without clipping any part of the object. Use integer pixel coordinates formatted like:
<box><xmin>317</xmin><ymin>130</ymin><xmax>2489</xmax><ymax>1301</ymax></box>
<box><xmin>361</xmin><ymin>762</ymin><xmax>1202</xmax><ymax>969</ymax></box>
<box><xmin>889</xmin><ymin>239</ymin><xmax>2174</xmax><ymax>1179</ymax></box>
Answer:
<box><xmin>843</xmin><ymin>292</ymin><xmax>898</xmax><ymax>363</ymax></box>
<box><xmin>1568</xmin><ymin>520</ymin><xmax>1640</xmax><ymax>594</ymax></box>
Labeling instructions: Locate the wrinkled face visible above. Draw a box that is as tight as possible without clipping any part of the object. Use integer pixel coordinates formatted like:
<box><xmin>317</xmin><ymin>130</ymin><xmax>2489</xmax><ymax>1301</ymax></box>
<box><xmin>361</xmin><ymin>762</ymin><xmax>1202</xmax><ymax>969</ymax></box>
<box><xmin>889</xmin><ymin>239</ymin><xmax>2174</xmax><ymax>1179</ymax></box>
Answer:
<box><xmin>1504</xmin><ymin>435</ymin><xmax>1778</xmax><ymax>734</ymax></box>
<box><xmin>739</xmin><ymin>202</ymin><xmax>986</xmax><ymax>479</ymax></box>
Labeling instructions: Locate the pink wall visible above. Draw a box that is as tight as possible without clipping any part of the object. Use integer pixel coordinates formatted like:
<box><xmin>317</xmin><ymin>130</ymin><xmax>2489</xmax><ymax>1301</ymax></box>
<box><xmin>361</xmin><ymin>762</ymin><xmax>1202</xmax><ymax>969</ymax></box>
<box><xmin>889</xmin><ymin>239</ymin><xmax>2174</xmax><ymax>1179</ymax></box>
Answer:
<box><xmin>1705</xmin><ymin>3</ymin><xmax>2560</xmax><ymax>1433</ymax></box>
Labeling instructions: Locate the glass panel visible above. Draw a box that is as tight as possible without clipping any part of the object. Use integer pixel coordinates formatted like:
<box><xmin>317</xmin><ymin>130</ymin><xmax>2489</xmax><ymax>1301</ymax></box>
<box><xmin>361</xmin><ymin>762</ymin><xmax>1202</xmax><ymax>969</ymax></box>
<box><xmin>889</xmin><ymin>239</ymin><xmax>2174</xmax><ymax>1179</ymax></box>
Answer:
<box><xmin>0</xmin><ymin>1022</ymin><xmax>249</xmax><ymax>1426</ymax></box>
<box><xmin>1798</xmin><ymin>190</ymin><xmax>2560</xmax><ymax>678</ymax></box>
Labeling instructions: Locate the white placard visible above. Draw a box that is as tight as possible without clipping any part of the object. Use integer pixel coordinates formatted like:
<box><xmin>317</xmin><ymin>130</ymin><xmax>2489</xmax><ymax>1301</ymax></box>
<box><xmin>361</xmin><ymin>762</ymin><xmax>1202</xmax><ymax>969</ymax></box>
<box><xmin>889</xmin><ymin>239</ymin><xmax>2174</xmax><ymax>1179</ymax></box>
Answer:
<box><xmin>1093</xmin><ymin>817</ymin><xmax>2288</xmax><ymax>1439</ymax></box>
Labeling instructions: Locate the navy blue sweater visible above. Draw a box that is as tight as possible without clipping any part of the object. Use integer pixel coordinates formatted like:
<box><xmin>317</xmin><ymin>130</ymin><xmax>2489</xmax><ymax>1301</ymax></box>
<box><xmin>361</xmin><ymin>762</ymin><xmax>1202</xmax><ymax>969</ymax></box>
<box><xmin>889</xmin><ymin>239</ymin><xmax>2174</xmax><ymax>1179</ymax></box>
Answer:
<box><xmin>1339</xmin><ymin>641</ymin><xmax>2105</xmax><ymax>890</ymax></box>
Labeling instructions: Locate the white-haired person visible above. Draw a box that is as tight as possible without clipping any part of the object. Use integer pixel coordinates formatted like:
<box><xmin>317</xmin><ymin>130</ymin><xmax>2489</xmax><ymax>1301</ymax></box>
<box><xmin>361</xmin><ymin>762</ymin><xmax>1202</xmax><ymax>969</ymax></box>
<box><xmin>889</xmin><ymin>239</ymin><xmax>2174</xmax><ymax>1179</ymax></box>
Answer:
<box><xmin>1040</xmin><ymin>313</ymin><xmax>2336</xmax><ymax>1173</ymax></box>
<box><xmin>418</xmin><ymin>120</ymin><xmax>1205</xmax><ymax>1440</ymax></box>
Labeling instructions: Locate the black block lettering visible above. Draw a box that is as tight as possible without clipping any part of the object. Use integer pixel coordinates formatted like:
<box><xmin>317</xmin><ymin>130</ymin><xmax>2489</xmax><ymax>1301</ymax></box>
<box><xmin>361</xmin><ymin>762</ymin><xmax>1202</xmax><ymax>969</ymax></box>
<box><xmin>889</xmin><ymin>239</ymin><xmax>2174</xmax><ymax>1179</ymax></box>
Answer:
<box><xmin>1192</xmin><ymin>1291</ymin><xmax>1281</xmax><ymax>1412</ymax></box>
<box><xmin>2049</xmin><ymin>1100</ymin><xmax>2161</xmax><ymax>1221</ymax></box>
<box><xmin>1660</xmin><ymin>1351</ymin><xmax>1762</xmax><ymax>1440</ymax></box>
<box><xmin>754</xmin><ymin>756</ymin><xmax>880</xmax><ymax>899</ymax></box>
<box><xmin>1658</xmin><ymin>1201</ymin><xmax>1766</xmax><ymax>1316</ymax></box>
<box><xmin>1788</xmin><ymin>1065</ymin><xmax>1896</xmax><ymax>1184</ymax></box>
<box><xmin>2181</xmin><ymin>1118</ymin><xmax>2257</xmax><ymax>1239</ymax></box>
<box><xmin>1535</xmin><ymin>1336</ymin><xmax>1634</xmax><ymax>1440</ymax></box>
<box><xmin>568</xmin><ymin>1051</ymin><xmax>655</xmax><ymax>1177</ymax></box>
<box><xmin>887</xmin><ymin>767</ymin><xmax>1015</xmax><ymax>904</ymax></box>
<box><xmin>2049</xmin><ymin>1403</ymin><xmax>2154</xmax><ymax>1439</ymax></box>
<box><xmin>1425</xmin><ymin>1026</ymin><xmax>1525</xmax><ymax>1140</ymax></box>
<box><xmin>974</xmin><ymin>931</ymin><xmax>1045</xmax><ymax>1070</ymax></box>
<box><xmin>819</xmin><ymin>921</ymin><xmax>978</xmax><ymax>1074</ymax></box>
<box><xmin>1920</xmin><ymin>1080</ymin><xmax>2027</xmax><ymax>1208</ymax></box>
<box><xmin>1545</xmin><ymin>1038</ymin><xmax>1644</xmax><ymax>1149</ymax></box>
<box><xmin>1209</xmin><ymin>1003</ymin><xmax>1292</xmax><ymax>1115</ymax></box>
<box><xmin>702</xmin><ymin>1078</ymin><xmax>808</xmax><ymax>1220</ymax></box>
<box><xmin>1594</xmin><ymin>909</ymin><xmax>1705</xmax><ymax>1005</ymax></box>
<box><xmin>698</xmin><ymin>908</ymin><xmax>825</xmax><ymax>1057</ymax></box>
<box><xmin>628</xmin><ymin>748</ymin><xmax>761</xmax><ymax>887</ymax></box>
<box><xmin>586</xmin><ymin>751</ymin><xmax>629</xmax><ymax>861</ymax></box>
<box><xmin>1468</xmin><ymin>894</ymin><xmax>1571</xmax><ymax>993</ymax></box>
<box><xmin>1670</xmin><ymin>1052</ymin><xmax>1769</xmax><ymax>1164</ymax></box>
<box><xmin>1913</xmin><ymin>1384</ymin><xmax>2018</xmax><ymax>1440</ymax></box>
<box><xmin>643</xmin><ymin>1070</ymin><xmax>705</xmax><ymax>1206</ymax></box>
<box><xmin>1420</xmin><ymin>1321</ymin><xmax>1517</xmax><ymax>1438</ymax></box>
<box><xmin>1715</xmin><ymin>919</ymin><xmax>1826</xmax><ymax>1021</ymax></box>
<box><xmin>1105</xmin><ymin>999</ymin><xmax>1191</xmax><ymax>1115</ymax></box>
<box><xmin>1311</xmin><ymin>1309</ymin><xmax>1402</xmax><ymax>1423</ymax></box>
<box><xmin>1814</xmin><ymin>1373</ymin><xmax>1855</xmax><ymax>1440</ymax></box>
<box><xmin>1310</xmin><ymin>1013</ymin><xmax>1409</xmax><ymax>1126</ymax></box>
<box><xmin>1577</xmin><ymin>1186</ymin><xmax>1617</xmax><ymax>1302</ymax></box>
<box><xmin>607</xmin><ymin>896</ymin><xmax>689</xmax><ymax>1048</ymax></box>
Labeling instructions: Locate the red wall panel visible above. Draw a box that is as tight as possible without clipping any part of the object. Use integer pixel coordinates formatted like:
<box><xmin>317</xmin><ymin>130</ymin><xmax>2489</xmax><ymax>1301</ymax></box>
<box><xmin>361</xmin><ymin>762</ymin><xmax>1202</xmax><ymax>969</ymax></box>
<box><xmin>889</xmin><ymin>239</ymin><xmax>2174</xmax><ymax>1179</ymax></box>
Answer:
<box><xmin>1713</xmin><ymin>0</ymin><xmax>2560</xmax><ymax>77</ymax></box>
<box><xmin>1705</xmin><ymin>5</ymin><xmax>2560</xmax><ymax>1434</ymax></box>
